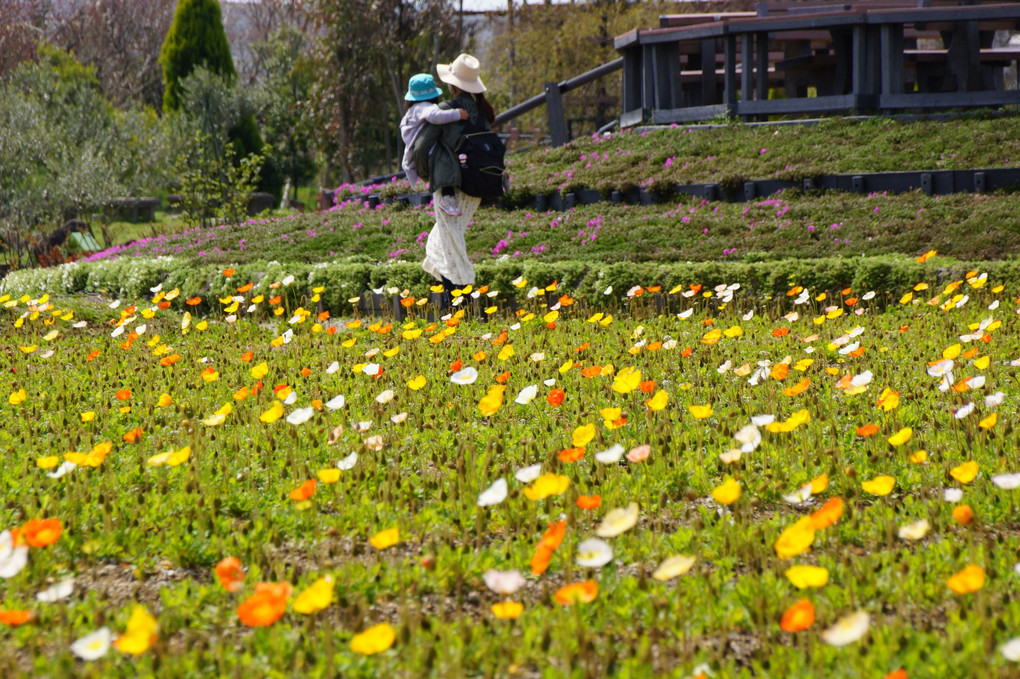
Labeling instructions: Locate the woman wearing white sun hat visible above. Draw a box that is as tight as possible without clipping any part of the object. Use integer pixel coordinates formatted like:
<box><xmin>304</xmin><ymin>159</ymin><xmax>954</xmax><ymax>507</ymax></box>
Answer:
<box><xmin>417</xmin><ymin>53</ymin><xmax>497</xmax><ymax>306</ymax></box>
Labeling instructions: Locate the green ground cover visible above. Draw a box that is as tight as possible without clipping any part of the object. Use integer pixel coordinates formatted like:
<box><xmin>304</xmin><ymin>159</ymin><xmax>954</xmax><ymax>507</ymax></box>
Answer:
<box><xmin>2</xmin><ymin>268</ymin><xmax>1020</xmax><ymax>677</ymax></box>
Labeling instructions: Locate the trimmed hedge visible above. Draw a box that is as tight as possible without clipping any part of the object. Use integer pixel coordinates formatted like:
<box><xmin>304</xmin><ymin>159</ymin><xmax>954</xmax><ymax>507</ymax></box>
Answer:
<box><xmin>3</xmin><ymin>254</ymin><xmax>1011</xmax><ymax>315</ymax></box>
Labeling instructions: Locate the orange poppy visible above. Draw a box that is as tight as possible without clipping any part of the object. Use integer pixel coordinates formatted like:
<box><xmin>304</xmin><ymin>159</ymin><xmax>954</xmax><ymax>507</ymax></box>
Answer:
<box><xmin>554</xmin><ymin>581</ymin><xmax>598</xmax><ymax>605</ymax></box>
<box><xmin>400</xmin><ymin>297</ymin><xmax>415</xmax><ymax>308</ymax></box>
<box><xmin>844</xmin><ymin>297</ymin><xmax>858</xmax><ymax>306</ymax></box>
<box><xmin>240</xmin><ymin>351</ymin><xmax>254</xmax><ymax>362</ymax></box>
<box><xmin>86</xmin><ymin>350</ymin><xmax>100</xmax><ymax>361</ymax></box>
<box><xmin>647</xmin><ymin>286</ymin><xmax>661</xmax><ymax>293</ymax></box>
<box><xmin>116</xmin><ymin>389</ymin><xmax>131</xmax><ymax>401</ymax></box>
<box><xmin>157</xmin><ymin>301</ymin><xmax>171</xmax><ymax>310</ymax></box>
<box><xmin>326</xmin><ymin>327</ymin><xmax>337</xmax><ymax>335</ymax></box>
<box><xmin>856</xmin><ymin>424</ymin><xmax>879</xmax><ymax>437</ymax></box>
<box><xmin>809</xmin><ymin>497</ymin><xmax>844</xmax><ymax>530</ymax></box>
<box><xmin>288</xmin><ymin>479</ymin><xmax>317</xmax><ymax>501</ymax></box>
<box><xmin>575</xmin><ymin>342</ymin><xmax>590</xmax><ymax>352</ymax></box>
<box><xmin>581</xmin><ymin>366</ymin><xmax>601</xmax><ymax>378</ymax></box>
<box><xmin>531</xmin><ymin>521</ymin><xmax>566</xmax><ymax>575</ymax></box>
<box><xmin>237</xmin><ymin>282</ymin><xmax>253</xmax><ymax>293</ymax></box>
<box><xmin>680</xmin><ymin>347</ymin><xmax>693</xmax><ymax>357</ymax></box>
<box><xmin>448</xmin><ymin>359</ymin><xmax>463</xmax><ymax>373</ymax></box>
<box><xmin>557</xmin><ymin>447</ymin><xmax>584</xmax><ymax>463</ymax></box>
<box><xmin>222</xmin><ymin>268</ymin><xmax>235</xmax><ymax>277</ymax></box>
<box><xmin>559</xmin><ymin>294</ymin><xmax>575</xmax><ymax>306</ymax></box>
<box><xmin>495</xmin><ymin>371</ymin><xmax>510</xmax><ymax>384</ymax></box>
<box><xmin>638</xmin><ymin>380</ymin><xmax>656</xmax><ymax>394</ymax></box>
<box><xmin>779</xmin><ymin>598</ymin><xmax>815</xmax><ymax>632</ymax></box>
<box><xmin>899</xmin><ymin>325</ymin><xmax>909</xmax><ymax>333</ymax></box>
<box><xmin>770</xmin><ymin>363</ymin><xmax>790</xmax><ymax>380</ymax></box>
<box><xmin>884</xmin><ymin>670</ymin><xmax>908</xmax><ymax>679</ymax></box>
<box><xmin>21</xmin><ymin>518</ymin><xmax>62</xmax><ymax>547</ymax></box>
<box><xmin>546</xmin><ymin>322</ymin><xmax>556</xmax><ymax>330</ymax></box>
<box><xmin>772</xmin><ymin>327</ymin><xmax>790</xmax><ymax>338</ymax></box>
<box><xmin>841</xmin><ymin>287</ymin><xmax>852</xmax><ymax>296</ymax></box>
<box><xmin>300</xmin><ymin>367</ymin><xmax>311</xmax><ymax>377</ymax></box>
<box><xmin>491</xmin><ymin>330</ymin><xmax>507</xmax><ymax>346</ymax></box>
<box><xmin>123</xmin><ymin>427</ymin><xmax>143</xmax><ymax>443</ymax></box>
<box><xmin>953</xmin><ymin>505</ymin><xmax>974</xmax><ymax>525</ymax></box>
<box><xmin>159</xmin><ymin>354</ymin><xmax>181</xmax><ymax>367</ymax></box>
<box><xmin>646</xmin><ymin>341</ymin><xmax>662</xmax><ymax>351</ymax></box>
<box><xmin>547</xmin><ymin>389</ymin><xmax>565</xmax><ymax>407</ymax></box>
<box><xmin>848</xmin><ymin>346</ymin><xmax>866</xmax><ymax>358</ymax></box>
<box><xmin>269</xmin><ymin>296</ymin><xmax>282</xmax><ymax>305</ymax></box>
<box><xmin>237</xmin><ymin>582</ymin><xmax>291</xmax><ymax>627</ymax></box>
<box><xmin>186</xmin><ymin>297</ymin><xmax>201</xmax><ymax>306</ymax></box>
<box><xmin>0</xmin><ymin>610</ymin><xmax>31</xmax><ymax>626</ymax></box>
<box><xmin>576</xmin><ymin>495</ymin><xmax>602</xmax><ymax>510</ymax></box>
<box><xmin>782</xmin><ymin>378</ymin><xmax>810</xmax><ymax>397</ymax></box>
<box><xmin>215</xmin><ymin>557</ymin><xmax>245</xmax><ymax>592</ymax></box>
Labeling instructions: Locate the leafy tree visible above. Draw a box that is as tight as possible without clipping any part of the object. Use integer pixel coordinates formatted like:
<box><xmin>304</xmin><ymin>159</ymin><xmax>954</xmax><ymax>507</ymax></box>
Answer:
<box><xmin>0</xmin><ymin>46</ymin><xmax>174</xmax><ymax>268</ymax></box>
<box><xmin>160</xmin><ymin>0</ymin><xmax>236</xmax><ymax>113</ymax></box>
<box><xmin>310</xmin><ymin>0</ymin><xmax>459</xmax><ymax>182</ymax></box>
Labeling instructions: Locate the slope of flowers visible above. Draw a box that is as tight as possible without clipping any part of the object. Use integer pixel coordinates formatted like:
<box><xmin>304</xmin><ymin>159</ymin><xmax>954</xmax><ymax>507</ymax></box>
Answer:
<box><xmin>3</xmin><ymin>260</ymin><xmax>1020</xmax><ymax>676</ymax></box>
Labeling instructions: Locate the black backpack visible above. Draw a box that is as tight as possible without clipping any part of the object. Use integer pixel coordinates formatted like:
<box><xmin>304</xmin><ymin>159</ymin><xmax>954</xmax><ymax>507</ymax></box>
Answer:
<box><xmin>454</xmin><ymin>119</ymin><xmax>507</xmax><ymax>201</ymax></box>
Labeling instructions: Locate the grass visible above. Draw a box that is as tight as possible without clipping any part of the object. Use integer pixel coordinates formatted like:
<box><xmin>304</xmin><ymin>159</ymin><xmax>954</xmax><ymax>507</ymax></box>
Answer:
<box><xmin>2</xmin><ymin>270</ymin><xmax>1020</xmax><ymax>677</ymax></box>
<box><xmin>71</xmin><ymin>191</ymin><xmax>1020</xmax><ymax>269</ymax></box>
<box><xmin>501</xmin><ymin>114</ymin><xmax>1020</xmax><ymax>196</ymax></box>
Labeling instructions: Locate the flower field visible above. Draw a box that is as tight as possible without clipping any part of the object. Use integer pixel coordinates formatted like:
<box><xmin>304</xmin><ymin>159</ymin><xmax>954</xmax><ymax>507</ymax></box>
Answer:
<box><xmin>3</xmin><ymin>260</ymin><xmax>1020</xmax><ymax>678</ymax></box>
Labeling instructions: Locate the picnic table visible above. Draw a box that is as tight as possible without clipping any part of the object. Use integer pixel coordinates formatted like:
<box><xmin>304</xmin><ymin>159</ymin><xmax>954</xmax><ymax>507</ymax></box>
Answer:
<box><xmin>615</xmin><ymin>2</ymin><xmax>1020</xmax><ymax>124</ymax></box>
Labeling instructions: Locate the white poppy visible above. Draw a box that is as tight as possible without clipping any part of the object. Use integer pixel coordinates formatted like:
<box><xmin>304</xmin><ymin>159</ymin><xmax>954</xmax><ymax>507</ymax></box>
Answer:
<box><xmin>677</xmin><ymin>309</ymin><xmax>693</xmax><ymax>319</ymax></box>
<box><xmin>326</xmin><ymin>361</ymin><xmax>340</xmax><ymax>374</ymax></box>
<box><xmin>1001</xmin><ymin>638</ymin><xmax>1020</xmax><ymax>662</ymax></box>
<box><xmin>72</xmin><ymin>321</ymin><xmax>88</xmax><ymax>328</ymax></box>
<box><xmin>70</xmin><ymin>627</ymin><xmax>112</xmax><ymax>661</ymax></box>
<box><xmin>514</xmin><ymin>464</ymin><xmax>542</xmax><ymax>483</ymax></box>
<box><xmin>477</xmin><ymin>478</ymin><xmax>508</xmax><ymax>507</ymax></box>
<box><xmin>989</xmin><ymin>299</ymin><xmax>1000</xmax><ymax>311</ymax></box>
<box><xmin>337</xmin><ymin>452</ymin><xmax>358</xmax><ymax>470</ymax></box>
<box><xmin>821</xmin><ymin>610</ymin><xmax>870</xmax><ymax>646</ymax></box>
<box><xmin>529</xmin><ymin>352</ymin><xmax>545</xmax><ymax>362</ymax></box>
<box><xmin>575</xmin><ymin>538</ymin><xmax>613</xmax><ymax>568</ymax></box>
<box><xmin>286</xmin><ymin>407</ymin><xmax>314</xmax><ymax>425</ymax></box>
<box><xmin>543</xmin><ymin>379</ymin><xmax>556</xmax><ymax>387</ymax></box>
<box><xmin>47</xmin><ymin>461</ymin><xmax>77</xmax><ymax>479</ymax></box>
<box><xmin>36</xmin><ymin>578</ymin><xmax>74</xmax><ymax>603</ymax></box>
<box><xmin>968</xmin><ymin>375</ymin><xmax>986</xmax><ymax>390</ymax></box>
<box><xmin>849</xmin><ymin>370</ymin><xmax>872</xmax><ymax>387</ymax></box>
<box><xmin>750</xmin><ymin>414</ymin><xmax>775</xmax><ymax>427</ymax></box>
<box><xmin>483</xmin><ymin>569</ymin><xmax>525</xmax><ymax>596</ymax></box>
<box><xmin>719</xmin><ymin>449</ymin><xmax>742</xmax><ymax>465</ymax></box>
<box><xmin>928</xmin><ymin>359</ymin><xmax>954</xmax><ymax>377</ymax></box>
<box><xmin>652</xmin><ymin>554</ymin><xmax>696</xmax><ymax>581</ymax></box>
<box><xmin>992</xmin><ymin>474</ymin><xmax>1020</xmax><ymax>490</ymax></box>
<box><xmin>986</xmin><ymin>391</ymin><xmax>1006</xmax><ymax>408</ymax></box>
<box><xmin>364</xmin><ymin>435</ymin><xmax>384</xmax><ymax>451</ymax></box>
<box><xmin>324</xmin><ymin>394</ymin><xmax>346</xmax><ymax>410</ymax></box>
<box><xmin>603</xmin><ymin>285</ymin><xmax>613</xmax><ymax>295</ymax></box>
<box><xmin>362</xmin><ymin>363</ymin><xmax>381</xmax><ymax>377</ymax></box>
<box><xmin>717</xmin><ymin>360</ymin><xmax>732</xmax><ymax>374</ymax></box>
<box><xmin>955</xmin><ymin>402</ymin><xmax>975</xmax><ymax>419</ymax></box>
<box><xmin>283</xmin><ymin>391</ymin><xmax>298</xmax><ymax>406</ymax></box>
<box><xmin>111</xmin><ymin>325</ymin><xmax>125</xmax><ymax>338</ymax></box>
<box><xmin>784</xmin><ymin>312</ymin><xmax>799</xmax><ymax>322</ymax></box>
<box><xmin>897</xmin><ymin>519</ymin><xmax>930</xmax><ymax>541</ymax></box>
<box><xmin>734</xmin><ymin>425</ymin><xmax>761</xmax><ymax>452</ymax></box>
<box><xmin>514</xmin><ymin>385</ymin><xmax>538</xmax><ymax>405</ymax></box>
<box><xmin>862</xmin><ymin>291</ymin><xmax>876</xmax><ymax>300</ymax></box>
<box><xmin>783</xmin><ymin>484</ymin><xmax>813</xmax><ymax>505</ymax></box>
<box><xmin>509</xmin><ymin>322</ymin><xmax>521</xmax><ymax>330</ymax></box>
<box><xmin>595</xmin><ymin>444</ymin><xmax>625</xmax><ymax>464</ymax></box>
<box><xmin>390</xmin><ymin>412</ymin><xmax>408</xmax><ymax>424</ymax></box>
<box><xmin>595</xmin><ymin>503</ymin><xmax>639</xmax><ymax>538</ymax></box>
<box><xmin>742</xmin><ymin>310</ymin><xmax>754</xmax><ymax>321</ymax></box>
<box><xmin>354</xmin><ymin>421</ymin><xmax>372</xmax><ymax>432</ymax></box>
<box><xmin>848</xmin><ymin>326</ymin><xmax>865</xmax><ymax>338</ymax></box>
<box><xmin>282</xmin><ymin>274</ymin><xmax>295</xmax><ymax>286</ymax></box>
<box><xmin>375</xmin><ymin>389</ymin><xmax>395</xmax><ymax>404</ymax></box>
<box><xmin>450</xmin><ymin>367</ymin><xmax>479</xmax><ymax>385</ymax></box>
<box><xmin>0</xmin><ymin>530</ymin><xmax>29</xmax><ymax>578</ymax></box>
<box><xmin>944</xmin><ymin>488</ymin><xmax>964</xmax><ymax>503</ymax></box>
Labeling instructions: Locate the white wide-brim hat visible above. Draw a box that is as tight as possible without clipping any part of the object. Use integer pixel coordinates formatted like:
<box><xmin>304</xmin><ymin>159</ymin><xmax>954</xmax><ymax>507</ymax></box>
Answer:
<box><xmin>437</xmin><ymin>53</ymin><xmax>486</xmax><ymax>94</ymax></box>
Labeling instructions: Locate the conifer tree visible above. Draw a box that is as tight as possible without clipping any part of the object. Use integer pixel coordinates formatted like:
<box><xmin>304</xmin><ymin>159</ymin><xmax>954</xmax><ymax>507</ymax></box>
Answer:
<box><xmin>160</xmin><ymin>0</ymin><xmax>235</xmax><ymax>113</ymax></box>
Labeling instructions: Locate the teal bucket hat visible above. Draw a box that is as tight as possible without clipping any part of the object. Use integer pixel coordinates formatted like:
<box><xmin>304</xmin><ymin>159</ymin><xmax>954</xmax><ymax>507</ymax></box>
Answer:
<box><xmin>404</xmin><ymin>73</ymin><xmax>444</xmax><ymax>102</ymax></box>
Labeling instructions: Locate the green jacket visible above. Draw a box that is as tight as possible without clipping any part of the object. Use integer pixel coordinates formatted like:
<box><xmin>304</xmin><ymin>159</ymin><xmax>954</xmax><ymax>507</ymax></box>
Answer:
<box><xmin>412</xmin><ymin>93</ymin><xmax>488</xmax><ymax>194</ymax></box>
